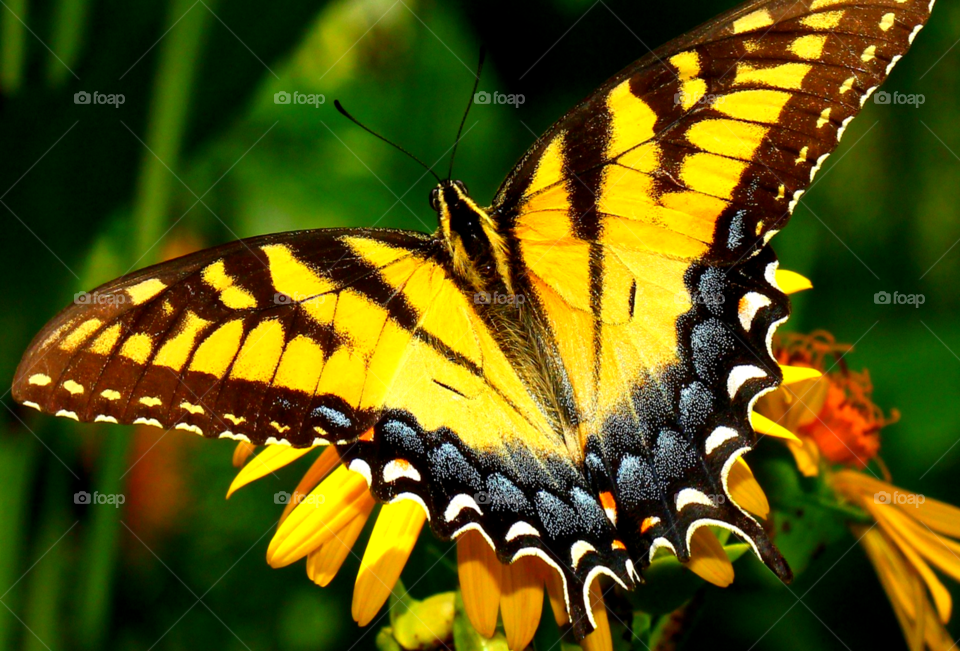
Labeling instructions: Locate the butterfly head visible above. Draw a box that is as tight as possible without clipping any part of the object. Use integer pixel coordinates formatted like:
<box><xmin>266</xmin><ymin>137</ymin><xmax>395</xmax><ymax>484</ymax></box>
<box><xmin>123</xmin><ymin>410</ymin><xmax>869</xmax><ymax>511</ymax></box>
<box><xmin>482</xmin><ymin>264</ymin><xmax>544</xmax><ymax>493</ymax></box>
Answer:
<box><xmin>431</xmin><ymin>179</ymin><xmax>510</xmax><ymax>289</ymax></box>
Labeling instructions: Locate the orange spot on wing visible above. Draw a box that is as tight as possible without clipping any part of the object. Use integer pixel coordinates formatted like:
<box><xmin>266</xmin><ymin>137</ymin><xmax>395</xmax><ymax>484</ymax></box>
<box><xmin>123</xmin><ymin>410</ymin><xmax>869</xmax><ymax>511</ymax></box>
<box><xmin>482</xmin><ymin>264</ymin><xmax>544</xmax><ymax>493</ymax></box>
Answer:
<box><xmin>599</xmin><ymin>491</ymin><xmax>616</xmax><ymax>512</ymax></box>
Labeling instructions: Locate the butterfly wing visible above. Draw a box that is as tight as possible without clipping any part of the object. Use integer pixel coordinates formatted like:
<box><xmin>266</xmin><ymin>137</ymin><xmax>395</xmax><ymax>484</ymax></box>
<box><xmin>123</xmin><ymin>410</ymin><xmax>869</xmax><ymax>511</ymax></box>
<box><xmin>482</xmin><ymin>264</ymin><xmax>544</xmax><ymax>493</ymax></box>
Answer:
<box><xmin>13</xmin><ymin>226</ymin><xmax>634</xmax><ymax>634</ymax></box>
<box><xmin>493</xmin><ymin>0</ymin><xmax>933</xmax><ymax>587</ymax></box>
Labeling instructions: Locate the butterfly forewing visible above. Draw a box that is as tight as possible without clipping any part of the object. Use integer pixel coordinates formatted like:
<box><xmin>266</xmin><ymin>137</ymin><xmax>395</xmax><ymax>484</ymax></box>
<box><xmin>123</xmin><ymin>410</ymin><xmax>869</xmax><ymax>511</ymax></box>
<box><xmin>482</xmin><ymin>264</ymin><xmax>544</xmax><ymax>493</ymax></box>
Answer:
<box><xmin>16</xmin><ymin>230</ymin><xmax>447</xmax><ymax>442</ymax></box>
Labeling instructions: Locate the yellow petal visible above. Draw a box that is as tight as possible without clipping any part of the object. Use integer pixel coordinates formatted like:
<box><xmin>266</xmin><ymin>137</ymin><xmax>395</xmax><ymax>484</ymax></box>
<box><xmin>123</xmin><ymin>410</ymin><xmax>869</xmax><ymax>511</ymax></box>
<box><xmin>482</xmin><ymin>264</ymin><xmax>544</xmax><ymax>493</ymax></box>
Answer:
<box><xmin>686</xmin><ymin>527</ymin><xmax>734</xmax><ymax>587</ymax></box>
<box><xmin>306</xmin><ymin>497</ymin><xmax>375</xmax><ymax>587</ymax></box>
<box><xmin>457</xmin><ymin>529</ymin><xmax>502</xmax><ymax>638</ymax></box>
<box><xmin>581</xmin><ymin>578</ymin><xmax>612</xmax><ymax>651</ymax></box>
<box><xmin>874</xmin><ymin>504</ymin><xmax>960</xmax><ymax>585</ymax></box>
<box><xmin>280</xmin><ymin>447</ymin><xmax>341</xmax><ymax>523</ymax></box>
<box><xmin>922</xmin><ymin>596</ymin><xmax>956</xmax><ymax>651</ymax></box>
<box><xmin>232</xmin><ymin>441</ymin><xmax>256</xmax><ymax>467</ymax></box>
<box><xmin>864</xmin><ymin>502</ymin><xmax>953</xmax><ymax>623</ymax></box>
<box><xmin>856</xmin><ymin>525</ymin><xmax>951</xmax><ymax>651</ymax></box>
<box><xmin>858</xmin><ymin>525</ymin><xmax>919</xmax><ymax>622</ymax></box>
<box><xmin>832</xmin><ymin>471</ymin><xmax>960</xmax><ymax>539</ymax></box>
<box><xmin>905</xmin><ymin>497</ymin><xmax>960</xmax><ymax>541</ymax></box>
<box><xmin>779</xmin><ymin>364</ymin><xmax>822</xmax><ymax>385</ymax></box>
<box><xmin>907</xmin><ymin>577</ymin><xmax>926</xmax><ymax>651</ymax></box>
<box><xmin>750</xmin><ymin>411</ymin><xmax>801</xmax><ymax>443</ymax></box>
<box><xmin>352</xmin><ymin>499</ymin><xmax>427</xmax><ymax>627</ymax></box>
<box><xmin>774</xmin><ymin>268</ymin><xmax>812</xmax><ymax>294</ymax></box>
<box><xmin>728</xmin><ymin>457</ymin><xmax>770</xmax><ymax>519</ymax></box>
<box><xmin>786</xmin><ymin>437</ymin><xmax>821</xmax><ymax>478</ymax></box>
<box><xmin>544</xmin><ymin>563</ymin><xmax>569</xmax><ymax>628</ymax></box>
<box><xmin>267</xmin><ymin>465</ymin><xmax>371</xmax><ymax>567</ymax></box>
<box><xmin>226</xmin><ymin>445</ymin><xmax>313</xmax><ymax>498</ymax></box>
<box><xmin>500</xmin><ymin>555</ymin><xmax>544</xmax><ymax>651</ymax></box>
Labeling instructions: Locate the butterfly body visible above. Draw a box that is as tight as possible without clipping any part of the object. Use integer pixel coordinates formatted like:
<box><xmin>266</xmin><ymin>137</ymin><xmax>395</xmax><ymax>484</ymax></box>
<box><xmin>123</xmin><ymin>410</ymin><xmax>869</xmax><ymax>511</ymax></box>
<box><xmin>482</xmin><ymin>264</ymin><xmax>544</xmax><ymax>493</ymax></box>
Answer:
<box><xmin>13</xmin><ymin>0</ymin><xmax>935</xmax><ymax>639</ymax></box>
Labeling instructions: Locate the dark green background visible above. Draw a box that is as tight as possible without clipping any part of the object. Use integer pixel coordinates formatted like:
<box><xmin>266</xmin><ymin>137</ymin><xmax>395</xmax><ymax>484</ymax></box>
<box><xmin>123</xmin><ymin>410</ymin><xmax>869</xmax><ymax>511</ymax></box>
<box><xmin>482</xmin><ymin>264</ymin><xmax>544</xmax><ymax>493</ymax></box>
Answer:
<box><xmin>1</xmin><ymin>0</ymin><xmax>958</xmax><ymax>649</ymax></box>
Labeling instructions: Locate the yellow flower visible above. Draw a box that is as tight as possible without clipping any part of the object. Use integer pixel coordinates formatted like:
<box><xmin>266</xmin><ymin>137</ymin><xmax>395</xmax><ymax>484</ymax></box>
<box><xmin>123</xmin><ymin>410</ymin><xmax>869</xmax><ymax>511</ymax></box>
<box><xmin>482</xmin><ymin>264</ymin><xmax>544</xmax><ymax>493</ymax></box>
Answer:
<box><xmin>225</xmin><ymin>438</ymin><xmax>775</xmax><ymax>650</ymax></box>
<box><xmin>835</xmin><ymin>472</ymin><xmax>960</xmax><ymax>651</ymax></box>
<box><xmin>758</xmin><ymin>330</ymin><xmax>898</xmax><ymax>476</ymax></box>
<box><xmin>756</xmin><ymin>329</ymin><xmax>959</xmax><ymax>650</ymax></box>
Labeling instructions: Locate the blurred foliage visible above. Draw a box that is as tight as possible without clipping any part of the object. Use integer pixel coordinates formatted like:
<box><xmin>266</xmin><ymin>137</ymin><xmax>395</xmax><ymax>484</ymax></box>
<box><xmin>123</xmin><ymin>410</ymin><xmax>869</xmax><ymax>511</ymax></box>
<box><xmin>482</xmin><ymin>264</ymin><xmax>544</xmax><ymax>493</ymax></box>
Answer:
<box><xmin>1</xmin><ymin>0</ymin><xmax>959</xmax><ymax>649</ymax></box>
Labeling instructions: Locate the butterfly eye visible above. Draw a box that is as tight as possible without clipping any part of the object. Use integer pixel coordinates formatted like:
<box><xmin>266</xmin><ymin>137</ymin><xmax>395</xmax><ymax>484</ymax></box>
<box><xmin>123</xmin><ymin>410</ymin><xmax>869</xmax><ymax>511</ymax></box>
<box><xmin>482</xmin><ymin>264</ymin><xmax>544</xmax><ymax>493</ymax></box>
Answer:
<box><xmin>429</xmin><ymin>188</ymin><xmax>440</xmax><ymax>212</ymax></box>
<box><xmin>454</xmin><ymin>180</ymin><xmax>469</xmax><ymax>195</ymax></box>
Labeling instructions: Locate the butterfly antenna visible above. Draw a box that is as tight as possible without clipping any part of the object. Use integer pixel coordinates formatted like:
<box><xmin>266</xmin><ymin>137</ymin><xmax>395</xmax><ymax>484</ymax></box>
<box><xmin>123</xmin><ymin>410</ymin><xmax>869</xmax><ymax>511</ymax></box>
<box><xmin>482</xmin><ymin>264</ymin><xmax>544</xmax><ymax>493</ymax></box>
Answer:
<box><xmin>447</xmin><ymin>46</ymin><xmax>486</xmax><ymax>181</ymax></box>
<box><xmin>334</xmin><ymin>100</ymin><xmax>442</xmax><ymax>183</ymax></box>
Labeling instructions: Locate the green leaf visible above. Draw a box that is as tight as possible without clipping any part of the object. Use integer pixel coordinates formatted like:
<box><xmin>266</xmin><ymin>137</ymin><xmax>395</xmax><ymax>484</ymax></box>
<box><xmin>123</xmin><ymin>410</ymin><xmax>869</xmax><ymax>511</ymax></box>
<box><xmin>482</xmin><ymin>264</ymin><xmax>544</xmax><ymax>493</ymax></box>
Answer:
<box><xmin>755</xmin><ymin>458</ymin><xmax>852</xmax><ymax>577</ymax></box>
<box><xmin>629</xmin><ymin>538</ymin><xmax>749</xmax><ymax>614</ymax></box>
<box><xmin>452</xmin><ymin>591</ymin><xmax>509</xmax><ymax>651</ymax></box>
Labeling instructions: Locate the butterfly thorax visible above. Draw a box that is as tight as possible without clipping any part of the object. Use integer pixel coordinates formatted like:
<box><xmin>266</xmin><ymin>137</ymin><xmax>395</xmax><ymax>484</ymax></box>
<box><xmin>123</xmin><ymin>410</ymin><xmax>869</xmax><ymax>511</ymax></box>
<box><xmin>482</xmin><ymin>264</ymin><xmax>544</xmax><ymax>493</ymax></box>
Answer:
<box><xmin>432</xmin><ymin>180</ymin><xmax>512</xmax><ymax>294</ymax></box>
<box><xmin>432</xmin><ymin>180</ymin><xmax>582</xmax><ymax>452</ymax></box>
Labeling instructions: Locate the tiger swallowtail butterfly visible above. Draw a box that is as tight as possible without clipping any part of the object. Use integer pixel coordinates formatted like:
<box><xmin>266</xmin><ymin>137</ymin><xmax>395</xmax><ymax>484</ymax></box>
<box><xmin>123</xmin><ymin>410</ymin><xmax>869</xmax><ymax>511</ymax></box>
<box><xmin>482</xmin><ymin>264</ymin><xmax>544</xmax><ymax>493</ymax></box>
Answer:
<box><xmin>13</xmin><ymin>0</ymin><xmax>935</xmax><ymax>638</ymax></box>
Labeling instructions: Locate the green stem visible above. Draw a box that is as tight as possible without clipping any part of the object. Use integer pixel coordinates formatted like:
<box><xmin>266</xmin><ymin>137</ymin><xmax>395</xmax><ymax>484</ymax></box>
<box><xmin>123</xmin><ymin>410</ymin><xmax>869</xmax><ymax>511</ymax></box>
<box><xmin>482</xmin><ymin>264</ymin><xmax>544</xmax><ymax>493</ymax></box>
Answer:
<box><xmin>132</xmin><ymin>0</ymin><xmax>217</xmax><ymax>261</ymax></box>
<box><xmin>75</xmin><ymin>433</ymin><xmax>130</xmax><ymax>650</ymax></box>
<box><xmin>0</xmin><ymin>434</ymin><xmax>40</xmax><ymax>650</ymax></box>
<box><xmin>46</xmin><ymin>0</ymin><xmax>90</xmax><ymax>86</ymax></box>
<box><xmin>75</xmin><ymin>0</ymin><xmax>215</xmax><ymax>646</ymax></box>
<box><xmin>0</xmin><ymin>0</ymin><xmax>27</xmax><ymax>93</ymax></box>
<box><xmin>23</xmin><ymin>467</ymin><xmax>70</xmax><ymax>651</ymax></box>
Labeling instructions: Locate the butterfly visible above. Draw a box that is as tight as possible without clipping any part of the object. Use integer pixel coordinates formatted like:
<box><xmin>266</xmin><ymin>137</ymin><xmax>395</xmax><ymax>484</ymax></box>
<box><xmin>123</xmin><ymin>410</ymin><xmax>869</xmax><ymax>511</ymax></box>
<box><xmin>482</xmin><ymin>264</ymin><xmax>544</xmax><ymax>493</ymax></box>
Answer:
<box><xmin>12</xmin><ymin>0</ymin><xmax>934</xmax><ymax>639</ymax></box>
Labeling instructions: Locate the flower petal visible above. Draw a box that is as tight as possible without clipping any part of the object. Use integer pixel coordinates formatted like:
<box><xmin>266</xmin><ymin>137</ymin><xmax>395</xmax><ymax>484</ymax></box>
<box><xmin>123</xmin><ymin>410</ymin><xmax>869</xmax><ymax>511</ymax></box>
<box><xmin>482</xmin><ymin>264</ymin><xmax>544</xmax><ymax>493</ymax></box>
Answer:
<box><xmin>786</xmin><ymin>437</ymin><xmax>821</xmax><ymax>478</ymax></box>
<box><xmin>226</xmin><ymin>445</ymin><xmax>313</xmax><ymax>498</ymax></box>
<box><xmin>232</xmin><ymin>441</ymin><xmax>256</xmax><ymax>467</ymax></box>
<box><xmin>544</xmin><ymin>563</ymin><xmax>569</xmax><ymax>628</ymax></box>
<box><xmin>873</xmin><ymin>503</ymin><xmax>960</xmax><ymax>585</ymax></box>
<box><xmin>858</xmin><ymin>525</ymin><xmax>919</xmax><ymax>622</ymax></box>
<box><xmin>774</xmin><ymin>269</ymin><xmax>812</xmax><ymax>294</ymax></box>
<box><xmin>728</xmin><ymin>457</ymin><xmax>770</xmax><ymax>519</ymax></box>
<box><xmin>457</xmin><ymin>529</ymin><xmax>502</xmax><ymax>638</ymax></box>
<box><xmin>581</xmin><ymin>578</ymin><xmax>612</xmax><ymax>651</ymax></box>
<box><xmin>306</xmin><ymin>498</ymin><xmax>375</xmax><ymax>587</ymax></box>
<box><xmin>352</xmin><ymin>499</ymin><xmax>427</xmax><ymax>627</ymax></box>
<box><xmin>686</xmin><ymin>527</ymin><xmax>734</xmax><ymax>587</ymax></box>
<box><xmin>864</xmin><ymin>502</ymin><xmax>952</xmax><ymax>623</ymax></box>
<box><xmin>267</xmin><ymin>464</ymin><xmax>371</xmax><ymax>567</ymax></box>
<box><xmin>500</xmin><ymin>555</ymin><xmax>544</xmax><ymax>651</ymax></box>
<box><xmin>280</xmin><ymin>447</ymin><xmax>341</xmax><ymax>523</ymax></box>
<box><xmin>856</xmin><ymin>525</ymin><xmax>952</xmax><ymax>651</ymax></box>
<box><xmin>835</xmin><ymin>471</ymin><xmax>960</xmax><ymax>540</ymax></box>
<box><xmin>750</xmin><ymin>411</ymin><xmax>801</xmax><ymax>443</ymax></box>
<box><xmin>779</xmin><ymin>364</ymin><xmax>822</xmax><ymax>385</ymax></box>
<box><xmin>903</xmin><ymin>497</ymin><xmax>960</xmax><ymax>541</ymax></box>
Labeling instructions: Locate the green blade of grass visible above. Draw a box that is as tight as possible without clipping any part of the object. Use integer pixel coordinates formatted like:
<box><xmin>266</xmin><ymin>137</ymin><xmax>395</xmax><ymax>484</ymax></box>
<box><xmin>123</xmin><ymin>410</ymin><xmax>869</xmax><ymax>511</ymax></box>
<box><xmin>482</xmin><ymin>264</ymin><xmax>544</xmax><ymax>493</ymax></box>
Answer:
<box><xmin>0</xmin><ymin>0</ymin><xmax>28</xmax><ymax>93</ymax></box>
